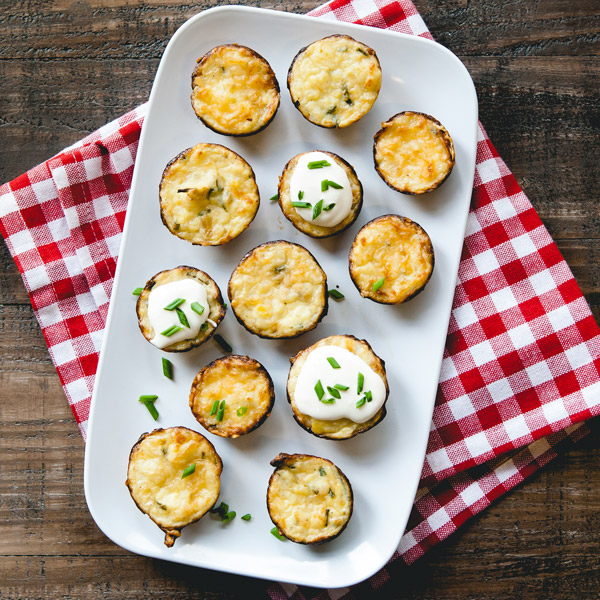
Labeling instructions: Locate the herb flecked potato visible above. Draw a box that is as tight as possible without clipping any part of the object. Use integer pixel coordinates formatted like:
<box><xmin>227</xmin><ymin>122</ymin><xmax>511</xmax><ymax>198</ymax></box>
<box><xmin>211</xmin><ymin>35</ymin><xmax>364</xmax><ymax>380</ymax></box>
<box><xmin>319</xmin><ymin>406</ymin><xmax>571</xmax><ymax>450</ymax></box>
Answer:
<box><xmin>126</xmin><ymin>427</ymin><xmax>222</xmax><ymax>547</ymax></box>
<box><xmin>267</xmin><ymin>453</ymin><xmax>354</xmax><ymax>544</ymax></box>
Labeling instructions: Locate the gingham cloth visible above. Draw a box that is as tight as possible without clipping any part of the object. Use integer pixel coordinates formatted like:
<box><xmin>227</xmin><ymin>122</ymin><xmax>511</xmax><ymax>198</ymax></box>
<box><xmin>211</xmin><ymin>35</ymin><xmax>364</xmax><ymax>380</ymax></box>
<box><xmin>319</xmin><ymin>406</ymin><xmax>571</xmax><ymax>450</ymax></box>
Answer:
<box><xmin>1</xmin><ymin>0</ymin><xmax>599</xmax><ymax>596</ymax></box>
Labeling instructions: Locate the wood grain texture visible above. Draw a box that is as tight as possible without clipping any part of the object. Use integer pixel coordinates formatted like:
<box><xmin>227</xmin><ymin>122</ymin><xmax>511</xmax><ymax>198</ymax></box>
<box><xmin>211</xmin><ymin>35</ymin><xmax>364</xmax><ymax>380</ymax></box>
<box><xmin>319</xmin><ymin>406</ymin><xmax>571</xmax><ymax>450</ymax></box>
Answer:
<box><xmin>0</xmin><ymin>0</ymin><xmax>598</xmax><ymax>598</ymax></box>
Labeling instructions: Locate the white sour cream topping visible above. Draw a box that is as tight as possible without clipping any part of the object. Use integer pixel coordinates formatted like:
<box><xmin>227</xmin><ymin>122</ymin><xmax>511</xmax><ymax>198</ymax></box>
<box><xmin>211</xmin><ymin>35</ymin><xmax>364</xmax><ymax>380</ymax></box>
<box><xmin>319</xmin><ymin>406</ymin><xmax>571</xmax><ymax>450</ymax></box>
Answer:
<box><xmin>289</xmin><ymin>151</ymin><xmax>353</xmax><ymax>228</ymax></box>
<box><xmin>148</xmin><ymin>279</ymin><xmax>210</xmax><ymax>349</ymax></box>
<box><xmin>294</xmin><ymin>345</ymin><xmax>386</xmax><ymax>423</ymax></box>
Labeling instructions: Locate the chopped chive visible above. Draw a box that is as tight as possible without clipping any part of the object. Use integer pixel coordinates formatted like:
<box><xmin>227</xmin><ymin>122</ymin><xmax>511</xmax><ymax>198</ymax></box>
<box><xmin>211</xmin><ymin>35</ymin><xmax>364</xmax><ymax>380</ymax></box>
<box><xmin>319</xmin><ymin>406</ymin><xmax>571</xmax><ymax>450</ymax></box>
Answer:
<box><xmin>327</xmin><ymin>356</ymin><xmax>341</xmax><ymax>369</ymax></box>
<box><xmin>162</xmin><ymin>358</ymin><xmax>173</xmax><ymax>379</ymax></box>
<box><xmin>210</xmin><ymin>400</ymin><xmax>219</xmax><ymax>416</ymax></box>
<box><xmin>314</xmin><ymin>380</ymin><xmax>325</xmax><ymax>401</ymax></box>
<box><xmin>358</xmin><ymin>372</ymin><xmax>364</xmax><ymax>394</ymax></box>
<box><xmin>161</xmin><ymin>324</ymin><xmax>182</xmax><ymax>337</ymax></box>
<box><xmin>357</xmin><ymin>47</ymin><xmax>369</xmax><ymax>56</ymax></box>
<box><xmin>372</xmin><ymin>277</ymin><xmax>385</xmax><ymax>292</ymax></box>
<box><xmin>328</xmin><ymin>289</ymin><xmax>345</xmax><ymax>300</ymax></box>
<box><xmin>325</xmin><ymin>180</ymin><xmax>343</xmax><ymax>189</ymax></box>
<box><xmin>320</xmin><ymin>397</ymin><xmax>336</xmax><ymax>404</ymax></box>
<box><xmin>307</xmin><ymin>160</ymin><xmax>331</xmax><ymax>169</ymax></box>
<box><xmin>298</xmin><ymin>190</ymin><xmax>304</xmax><ymax>200</ymax></box>
<box><xmin>323</xmin><ymin>203</ymin><xmax>336</xmax><ymax>211</ymax></box>
<box><xmin>365</xmin><ymin>390</ymin><xmax>373</xmax><ymax>402</ymax></box>
<box><xmin>334</xmin><ymin>383</ymin><xmax>349</xmax><ymax>391</ymax></box>
<box><xmin>214</xmin><ymin>334</ymin><xmax>232</xmax><ymax>353</ymax></box>
<box><xmin>271</xmin><ymin>526</ymin><xmax>286</xmax><ymax>540</ymax></box>
<box><xmin>241</xmin><ymin>513</ymin><xmax>252</xmax><ymax>521</ymax></box>
<box><xmin>321</xmin><ymin>180</ymin><xmax>329</xmax><ymax>192</ymax></box>
<box><xmin>164</xmin><ymin>298</ymin><xmax>185</xmax><ymax>311</ymax></box>
<box><xmin>210</xmin><ymin>502</ymin><xmax>229</xmax><ymax>516</ymax></box>
<box><xmin>237</xmin><ymin>406</ymin><xmax>248</xmax><ymax>417</ymax></box>
<box><xmin>356</xmin><ymin>397</ymin><xmax>367</xmax><ymax>408</ymax></box>
<box><xmin>176</xmin><ymin>307</ymin><xmax>190</xmax><ymax>328</ymax></box>
<box><xmin>181</xmin><ymin>463</ymin><xmax>196</xmax><ymax>478</ymax></box>
<box><xmin>327</xmin><ymin>386</ymin><xmax>341</xmax><ymax>399</ymax></box>
<box><xmin>269</xmin><ymin>194</ymin><xmax>279</xmax><ymax>202</ymax></box>
<box><xmin>191</xmin><ymin>302</ymin><xmax>205</xmax><ymax>315</ymax></box>
<box><xmin>312</xmin><ymin>199</ymin><xmax>323</xmax><ymax>220</ymax></box>
<box><xmin>291</xmin><ymin>201</ymin><xmax>312</xmax><ymax>208</ymax></box>
<box><xmin>132</xmin><ymin>287</ymin><xmax>143</xmax><ymax>296</ymax></box>
<box><xmin>139</xmin><ymin>399</ymin><xmax>158</xmax><ymax>420</ymax></box>
<box><xmin>216</xmin><ymin>400</ymin><xmax>226</xmax><ymax>422</ymax></box>
<box><xmin>319</xmin><ymin>467</ymin><xmax>326</xmax><ymax>476</ymax></box>
<box><xmin>222</xmin><ymin>510</ymin><xmax>236</xmax><ymax>523</ymax></box>
<box><xmin>200</xmin><ymin>322</ymin><xmax>209</xmax><ymax>331</ymax></box>
<box><xmin>139</xmin><ymin>394</ymin><xmax>158</xmax><ymax>402</ymax></box>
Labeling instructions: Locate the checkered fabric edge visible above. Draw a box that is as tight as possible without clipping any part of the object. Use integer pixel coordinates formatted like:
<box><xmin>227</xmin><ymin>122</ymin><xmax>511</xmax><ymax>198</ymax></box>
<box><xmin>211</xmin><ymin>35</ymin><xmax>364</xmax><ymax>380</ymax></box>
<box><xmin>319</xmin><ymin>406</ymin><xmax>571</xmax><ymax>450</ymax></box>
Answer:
<box><xmin>1</xmin><ymin>0</ymin><xmax>599</xmax><ymax>594</ymax></box>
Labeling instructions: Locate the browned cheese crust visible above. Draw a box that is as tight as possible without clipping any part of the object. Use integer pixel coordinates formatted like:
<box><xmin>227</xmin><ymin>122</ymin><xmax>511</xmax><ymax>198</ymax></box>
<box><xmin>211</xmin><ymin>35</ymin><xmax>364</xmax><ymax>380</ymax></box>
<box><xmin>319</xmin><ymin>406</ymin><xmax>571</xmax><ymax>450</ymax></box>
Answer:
<box><xmin>228</xmin><ymin>241</ymin><xmax>328</xmax><ymax>339</ymax></box>
<box><xmin>277</xmin><ymin>150</ymin><xmax>363</xmax><ymax>238</ymax></box>
<box><xmin>125</xmin><ymin>427</ymin><xmax>222</xmax><ymax>547</ymax></box>
<box><xmin>191</xmin><ymin>44</ymin><xmax>280</xmax><ymax>136</ymax></box>
<box><xmin>189</xmin><ymin>355</ymin><xmax>275</xmax><ymax>438</ymax></box>
<box><xmin>159</xmin><ymin>143</ymin><xmax>260</xmax><ymax>246</ymax></box>
<box><xmin>267</xmin><ymin>453</ymin><xmax>353</xmax><ymax>544</ymax></box>
<box><xmin>136</xmin><ymin>266</ymin><xmax>226</xmax><ymax>352</ymax></box>
<box><xmin>349</xmin><ymin>214</ymin><xmax>434</xmax><ymax>305</ymax></box>
<box><xmin>288</xmin><ymin>35</ymin><xmax>381</xmax><ymax>128</ymax></box>
<box><xmin>287</xmin><ymin>334</ymin><xmax>389</xmax><ymax>440</ymax></box>
<box><xmin>374</xmin><ymin>111</ymin><xmax>455</xmax><ymax>194</ymax></box>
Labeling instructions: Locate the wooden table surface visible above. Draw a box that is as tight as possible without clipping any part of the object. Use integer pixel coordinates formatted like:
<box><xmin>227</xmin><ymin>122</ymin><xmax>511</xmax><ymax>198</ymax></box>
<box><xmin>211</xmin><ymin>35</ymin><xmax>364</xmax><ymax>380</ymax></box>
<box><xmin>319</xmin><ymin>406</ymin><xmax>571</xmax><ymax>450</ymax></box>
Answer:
<box><xmin>1</xmin><ymin>1</ymin><xmax>599</xmax><ymax>598</ymax></box>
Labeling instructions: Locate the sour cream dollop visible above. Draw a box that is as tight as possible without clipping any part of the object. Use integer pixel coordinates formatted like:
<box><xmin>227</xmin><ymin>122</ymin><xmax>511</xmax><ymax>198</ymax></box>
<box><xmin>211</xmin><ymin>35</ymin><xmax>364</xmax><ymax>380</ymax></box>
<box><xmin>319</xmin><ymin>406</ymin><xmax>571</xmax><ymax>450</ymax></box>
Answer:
<box><xmin>147</xmin><ymin>279</ymin><xmax>212</xmax><ymax>349</ymax></box>
<box><xmin>294</xmin><ymin>345</ymin><xmax>386</xmax><ymax>423</ymax></box>
<box><xmin>289</xmin><ymin>151</ymin><xmax>353</xmax><ymax>228</ymax></box>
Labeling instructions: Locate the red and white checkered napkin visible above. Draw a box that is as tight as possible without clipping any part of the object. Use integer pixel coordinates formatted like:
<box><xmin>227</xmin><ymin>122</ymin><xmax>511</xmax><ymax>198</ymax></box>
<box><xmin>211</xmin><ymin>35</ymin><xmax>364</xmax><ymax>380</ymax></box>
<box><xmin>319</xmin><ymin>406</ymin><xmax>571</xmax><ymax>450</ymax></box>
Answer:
<box><xmin>1</xmin><ymin>0</ymin><xmax>599</xmax><ymax>596</ymax></box>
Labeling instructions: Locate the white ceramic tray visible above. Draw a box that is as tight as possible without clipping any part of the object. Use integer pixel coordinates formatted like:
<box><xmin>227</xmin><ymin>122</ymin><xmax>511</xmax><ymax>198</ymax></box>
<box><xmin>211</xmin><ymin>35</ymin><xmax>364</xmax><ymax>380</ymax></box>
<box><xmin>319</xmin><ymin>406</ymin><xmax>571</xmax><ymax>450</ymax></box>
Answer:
<box><xmin>84</xmin><ymin>5</ymin><xmax>477</xmax><ymax>589</ymax></box>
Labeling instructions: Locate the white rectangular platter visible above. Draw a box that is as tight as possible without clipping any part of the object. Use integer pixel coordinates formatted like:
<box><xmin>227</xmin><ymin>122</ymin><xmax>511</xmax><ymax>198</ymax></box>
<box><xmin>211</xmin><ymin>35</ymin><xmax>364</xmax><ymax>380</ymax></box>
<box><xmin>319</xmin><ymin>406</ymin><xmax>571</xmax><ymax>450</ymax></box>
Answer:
<box><xmin>84</xmin><ymin>5</ymin><xmax>477</xmax><ymax>589</ymax></box>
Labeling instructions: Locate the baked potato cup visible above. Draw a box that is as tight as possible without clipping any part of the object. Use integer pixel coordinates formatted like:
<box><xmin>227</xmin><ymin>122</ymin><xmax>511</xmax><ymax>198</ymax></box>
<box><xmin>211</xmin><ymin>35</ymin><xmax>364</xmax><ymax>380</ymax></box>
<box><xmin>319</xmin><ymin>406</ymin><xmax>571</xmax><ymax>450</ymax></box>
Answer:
<box><xmin>287</xmin><ymin>334</ymin><xmax>389</xmax><ymax>440</ymax></box>
<box><xmin>136</xmin><ymin>266</ymin><xmax>226</xmax><ymax>352</ymax></box>
<box><xmin>191</xmin><ymin>44</ymin><xmax>280</xmax><ymax>136</ymax></box>
<box><xmin>189</xmin><ymin>355</ymin><xmax>275</xmax><ymax>438</ymax></box>
<box><xmin>287</xmin><ymin>34</ymin><xmax>381</xmax><ymax>128</ymax></box>
<box><xmin>267</xmin><ymin>453</ymin><xmax>353</xmax><ymax>544</ymax></box>
<box><xmin>349</xmin><ymin>214</ymin><xmax>434</xmax><ymax>305</ymax></box>
<box><xmin>277</xmin><ymin>150</ymin><xmax>363</xmax><ymax>238</ymax></box>
<box><xmin>374</xmin><ymin>111</ymin><xmax>455</xmax><ymax>195</ymax></box>
<box><xmin>228</xmin><ymin>241</ymin><xmax>328</xmax><ymax>339</ymax></box>
<box><xmin>159</xmin><ymin>143</ymin><xmax>259</xmax><ymax>246</ymax></box>
<box><xmin>125</xmin><ymin>427</ymin><xmax>222</xmax><ymax>547</ymax></box>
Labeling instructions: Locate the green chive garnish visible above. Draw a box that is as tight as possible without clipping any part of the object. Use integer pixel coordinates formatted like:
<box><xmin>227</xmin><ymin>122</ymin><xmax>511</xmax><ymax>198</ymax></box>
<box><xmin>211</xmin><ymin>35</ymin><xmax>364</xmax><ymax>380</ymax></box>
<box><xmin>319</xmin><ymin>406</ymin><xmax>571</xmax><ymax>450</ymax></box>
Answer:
<box><xmin>164</xmin><ymin>298</ymin><xmax>185</xmax><ymax>311</ymax></box>
<box><xmin>334</xmin><ymin>383</ymin><xmax>349</xmax><ymax>391</ymax></box>
<box><xmin>271</xmin><ymin>526</ymin><xmax>286</xmax><ymax>540</ymax></box>
<box><xmin>139</xmin><ymin>394</ymin><xmax>158</xmax><ymax>402</ymax></box>
<box><xmin>214</xmin><ymin>334</ymin><xmax>232</xmax><ymax>353</ymax></box>
<box><xmin>200</xmin><ymin>322</ymin><xmax>209</xmax><ymax>331</ymax></box>
<box><xmin>237</xmin><ymin>406</ymin><xmax>248</xmax><ymax>417</ymax></box>
<box><xmin>307</xmin><ymin>160</ymin><xmax>331</xmax><ymax>169</ymax></box>
<box><xmin>210</xmin><ymin>400</ymin><xmax>219</xmax><ymax>415</ymax></box>
<box><xmin>312</xmin><ymin>199</ymin><xmax>323</xmax><ymax>220</ymax></box>
<box><xmin>321</xmin><ymin>180</ymin><xmax>329</xmax><ymax>192</ymax></box>
<box><xmin>132</xmin><ymin>287</ymin><xmax>143</xmax><ymax>296</ymax></box>
<box><xmin>319</xmin><ymin>467</ymin><xmax>326</xmax><ymax>476</ymax></box>
<box><xmin>181</xmin><ymin>463</ymin><xmax>196</xmax><ymax>478</ymax></box>
<box><xmin>298</xmin><ymin>190</ymin><xmax>304</xmax><ymax>200</ymax></box>
<box><xmin>328</xmin><ymin>289</ymin><xmax>345</xmax><ymax>300</ymax></box>
<box><xmin>162</xmin><ymin>358</ymin><xmax>173</xmax><ymax>379</ymax></box>
<box><xmin>210</xmin><ymin>502</ymin><xmax>229</xmax><ymax>515</ymax></box>
<box><xmin>314</xmin><ymin>380</ymin><xmax>325</xmax><ymax>401</ymax></box>
<box><xmin>327</xmin><ymin>386</ymin><xmax>341</xmax><ymax>399</ymax></box>
<box><xmin>176</xmin><ymin>307</ymin><xmax>190</xmax><ymax>328</ymax></box>
<box><xmin>161</xmin><ymin>324</ymin><xmax>182</xmax><ymax>337</ymax></box>
<box><xmin>365</xmin><ymin>390</ymin><xmax>373</xmax><ymax>402</ymax></box>
<box><xmin>222</xmin><ymin>510</ymin><xmax>236</xmax><ymax>523</ymax></box>
<box><xmin>373</xmin><ymin>277</ymin><xmax>385</xmax><ymax>292</ymax></box>
<box><xmin>269</xmin><ymin>194</ymin><xmax>279</xmax><ymax>202</ymax></box>
<box><xmin>139</xmin><ymin>396</ymin><xmax>158</xmax><ymax>420</ymax></box>
<box><xmin>216</xmin><ymin>400</ymin><xmax>226</xmax><ymax>421</ymax></box>
<box><xmin>241</xmin><ymin>513</ymin><xmax>252</xmax><ymax>521</ymax></box>
<box><xmin>191</xmin><ymin>302</ymin><xmax>205</xmax><ymax>315</ymax></box>
<box><xmin>291</xmin><ymin>201</ymin><xmax>312</xmax><ymax>208</ymax></box>
<box><xmin>358</xmin><ymin>372</ymin><xmax>364</xmax><ymax>394</ymax></box>
<box><xmin>325</xmin><ymin>180</ymin><xmax>343</xmax><ymax>189</ymax></box>
<box><xmin>320</xmin><ymin>397</ymin><xmax>336</xmax><ymax>404</ymax></box>
<box><xmin>327</xmin><ymin>356</ymin><xmax>341</xmax><ymax>369</ymax></box>
<box><xmin>323</xmin><ymin>203</ymin><xmax>336</xmax><ymax>211</ymax></box>
<box><xmin>356</xmin><ymin>397</ymin><xmax>366</xmax><ymax>408</ymax></box>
